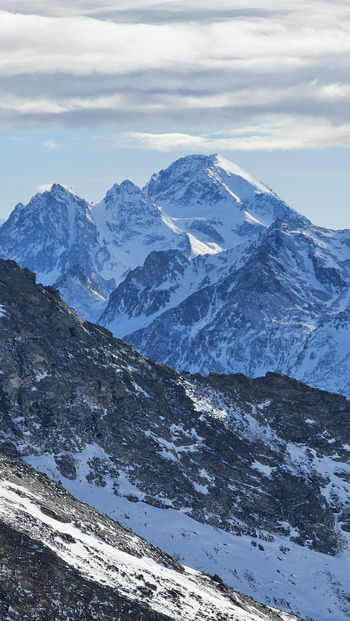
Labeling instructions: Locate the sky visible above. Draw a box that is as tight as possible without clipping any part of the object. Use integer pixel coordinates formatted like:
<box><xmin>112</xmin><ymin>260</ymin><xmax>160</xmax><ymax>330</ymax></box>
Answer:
<box><xmin>0</xmin><ymin>0</ymin><xmax>349</xmax><ymax>229</ymax></box>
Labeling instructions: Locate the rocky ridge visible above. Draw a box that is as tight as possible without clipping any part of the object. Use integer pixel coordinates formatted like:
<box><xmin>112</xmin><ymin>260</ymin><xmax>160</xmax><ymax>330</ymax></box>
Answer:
<box><xmin>0</xmin><ymin>259</ymin><xmax>350</xmax><ymax>620</ymax></box>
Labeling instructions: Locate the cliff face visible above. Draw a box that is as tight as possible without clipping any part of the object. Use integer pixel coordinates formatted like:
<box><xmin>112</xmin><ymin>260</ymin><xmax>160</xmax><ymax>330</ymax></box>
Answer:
<box><xmin>0</xmin><ymin>259</ymin><xmax>350</xmax><ymax>620</ymax></box>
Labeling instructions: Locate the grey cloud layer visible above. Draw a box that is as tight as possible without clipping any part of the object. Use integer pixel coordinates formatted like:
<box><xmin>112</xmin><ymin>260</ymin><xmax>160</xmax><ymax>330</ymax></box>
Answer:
<box><xmin>1</xmin><ymin>1</ymin><xmax>350</xmax><ymax>149</ymax></box>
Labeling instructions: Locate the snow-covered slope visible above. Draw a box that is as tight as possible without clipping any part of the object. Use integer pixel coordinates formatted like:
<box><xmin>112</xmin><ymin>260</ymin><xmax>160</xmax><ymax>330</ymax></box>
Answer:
<box><xmin>102</xmin><ymin>215</ymin><xmax>350</xmax><ymax>397</ymax></box>
<box><xmin>1</xmin><ymin>455</ymin><xmax>301</xmax><ymax>621</ymax></box>
<box><xmin>144</xmin><ymin>153</ymin><xmax>305</xmax><ymax>250</ymax></box>
<box><xmin>1</xmin><ymin>259</ymin><xmax>350</xmax><ymax>621</ymax></box>
<box><xmin>91</xmin><ymin>179</ymin><xmax>192</xmax><ymax>288</ymax></box>
<box><xmin>292</xmin><ymin>301</ymin><xmax>350</xmax><ymax>394</ymax></box>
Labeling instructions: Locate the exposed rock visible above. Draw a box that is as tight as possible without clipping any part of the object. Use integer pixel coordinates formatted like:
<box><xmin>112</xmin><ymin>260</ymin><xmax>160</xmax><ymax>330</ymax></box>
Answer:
<box><xmin>1</xmin><ymin>259</ymin><xmax>350</xmax><ymax>620</ymax></box>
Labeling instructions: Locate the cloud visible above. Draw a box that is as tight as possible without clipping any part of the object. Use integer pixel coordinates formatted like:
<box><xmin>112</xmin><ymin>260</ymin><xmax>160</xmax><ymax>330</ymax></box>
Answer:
<box><xmin>1</xmin><ymin>2</ymin><xmax>350</xmax><ymax>149</ymax></box>
<box><xmin>116</xmin><ymin>118</ymin><xmax>350</xmax><ymax>151</ymax></box>
<box><xmin>44</xmin><ymin>140</ymin><xmax>57</xmax><ymax>151</ymax></box>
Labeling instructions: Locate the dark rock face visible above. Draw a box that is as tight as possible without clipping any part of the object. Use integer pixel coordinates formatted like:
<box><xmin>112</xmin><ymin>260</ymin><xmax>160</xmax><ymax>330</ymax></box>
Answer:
<box><xmin>0</xmin><ymin>259</ymin><xmax>349</xmax><ymax>553</ymax></box>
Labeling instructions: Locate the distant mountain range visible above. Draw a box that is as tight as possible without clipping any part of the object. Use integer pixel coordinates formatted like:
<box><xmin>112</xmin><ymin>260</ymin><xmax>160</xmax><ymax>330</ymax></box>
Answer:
<box><xmin>0</xmin><ymin>153</ymin><xmax>349</xmax><ymax>398</ymax></box>
<box><xmin>1</xmin><ymin>258</ymin><xmax>350</xmax><ymax>620</ymax></box>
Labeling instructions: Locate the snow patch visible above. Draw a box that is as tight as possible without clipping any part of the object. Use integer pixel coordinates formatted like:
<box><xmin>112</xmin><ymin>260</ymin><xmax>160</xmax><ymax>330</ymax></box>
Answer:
<box><xmin>35</xmin><ymin>371</ymin><xmax>51</xmax><ymax>382</ymax></box>
<box><xmin>251</xmin><ymin>461</ymin><xmax>274</xmax><ymax>478</ymax></box>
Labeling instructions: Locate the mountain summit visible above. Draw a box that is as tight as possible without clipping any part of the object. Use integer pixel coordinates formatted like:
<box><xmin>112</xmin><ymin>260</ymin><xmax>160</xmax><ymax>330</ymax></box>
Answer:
<box><xmin>0</xmin><ymin>152</ymin><xmax>292</xmax><ymax>299</ymax></box>
<box><xmin>0</xmin><ymin>154</ymin><xmax>349</xmax><ymax>396</ymax></box>
<box><xmin>0</xmin><ymin>184</ymin><xmax>97</xmax><ymax>286</ymax></box>
<box><xmin>144</xmin><ymin>153</ymin><xmax>303</xmax><ymax>234</ymax></box>
<box><xmin>146</xmin><ymin>153</ymin><xmax>277</xmax><ymax>209</ymax></box>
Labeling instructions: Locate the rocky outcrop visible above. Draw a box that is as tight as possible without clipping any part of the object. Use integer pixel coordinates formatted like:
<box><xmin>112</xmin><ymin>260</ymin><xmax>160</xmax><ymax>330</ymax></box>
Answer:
<box><xmin>0</xmin><ymin>258</ymin><xmax>347</xmax><ymax>554</ymax></box>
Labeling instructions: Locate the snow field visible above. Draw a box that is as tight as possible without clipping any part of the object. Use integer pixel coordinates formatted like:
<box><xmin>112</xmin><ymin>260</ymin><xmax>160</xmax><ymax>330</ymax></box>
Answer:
<box><xmin>25</xmin><ymin>447</ymin><xmax>350</xmax><ymax>621</ymax></box>
<box><xmin>0</xmin><ymin>478</ymin><xmax>300</xmax><ymax>621</ymax></box>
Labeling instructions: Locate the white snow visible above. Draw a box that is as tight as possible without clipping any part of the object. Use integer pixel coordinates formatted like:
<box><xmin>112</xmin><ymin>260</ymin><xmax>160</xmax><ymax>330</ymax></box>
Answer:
<box><xmin>212</xmin><ymin>154</ymin><xmax>275</xmax><ymax>197</ymax></box>
<box><xmin>0</xmin><ymin>476</ymin><xmax>300</xmax><ymax>621</ymax></box>
<box><xmin>38</xmin><ymin>183</ymin><xmax>79</xmax><ymax>196</ymax></box>
<box><xmin>35</xmin><ymin>371</ymin><xmax>51</xmax><ymax>382</ymax></box>
<box><xmin>251</xmin><ymin>461</ymin><xmax>274</xmax><ymax>478</ymax></box>
<box><xmin>23</xmin><ymin>442</ymin><xmax>350</xmax><ymax>621</ymax></box>
<box><xmin>131</xmin><ymin>381</ymin><xmax>150</xmax><ymax>398</ymax></box>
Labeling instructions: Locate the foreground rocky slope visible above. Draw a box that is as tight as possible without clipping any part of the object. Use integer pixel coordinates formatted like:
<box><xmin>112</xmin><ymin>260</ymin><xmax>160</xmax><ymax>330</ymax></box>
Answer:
<box><xmin>0</xmin><ymin>259</ymin><xmax>350</xmax><ymax>620</ymax></box>
<box><xmin>1</xmin><ymin>454</ymin><xmax>302</xmax><ymax>621</ymax></box>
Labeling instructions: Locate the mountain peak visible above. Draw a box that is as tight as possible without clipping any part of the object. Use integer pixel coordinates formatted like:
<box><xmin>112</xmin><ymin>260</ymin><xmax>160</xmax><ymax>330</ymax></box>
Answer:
<box><xmin>94</xmin><ymin>179</ymin><xmax>159</xmax><ymax>225</ymax></box>
<box><xmin>39</xmin><ymin>183</ymin><xmax>81</xmax><ymax>199</ymax></box>
<box><xmin>102</xmin><ymin>179</ymin><xmax>147</xmax><ymax>207</ymax></box>
<box><xmin>144</xmin><ymin>153</ymin><xmax>300</xmax><ymax>232</ymax></box>
<box><xmin>146</xmin><ymin>153</ymin><xmax>274</xmax><ymax>202</ymax></box>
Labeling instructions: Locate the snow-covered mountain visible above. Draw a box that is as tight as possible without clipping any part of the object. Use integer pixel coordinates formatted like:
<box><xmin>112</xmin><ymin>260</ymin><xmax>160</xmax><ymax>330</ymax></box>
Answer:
<box><xmin>114</xmin><ymin>215</ymin><xmax>350</xmax><ymax>397</ymax></box>
<box><xmin>293</xmin><ymin>301</ymin><xmax>350</xmax><ymax>394</ymax></box>
<box><xmin>0</xmin><ymin>184</ymin><xmax>98</xmax><ymax>286</ymax></box>
<box><xmin>91</xmin><ymin>179</ymin><xmax>192</xmax><ymax>287</ymax></box>
<box><xmin>0</xmin><ymin>153</ymin><xmax>300</xmax><ymax>299</ymax></box>
<box><xmin>0</xmin><ymin>154</ymin><xmax>349</xmax><ymax>397</ymax></box>
<box><xmin>1</xmin><ymin>259</ymin><xmax>350</xmax><ymax>621</ymax></box>
<box><xmin>144</xmin><ymin>154</ymin><xmax>304</xmax><ymax>249</ymax></box>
